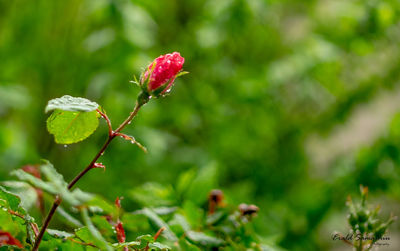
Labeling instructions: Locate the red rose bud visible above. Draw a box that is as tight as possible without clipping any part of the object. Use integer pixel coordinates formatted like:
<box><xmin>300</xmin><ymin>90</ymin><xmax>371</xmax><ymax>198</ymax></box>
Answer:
<box><xmin>142</xmin><ymin>52</ymin><xmax>185</xmax><ymax>96</ymax></box>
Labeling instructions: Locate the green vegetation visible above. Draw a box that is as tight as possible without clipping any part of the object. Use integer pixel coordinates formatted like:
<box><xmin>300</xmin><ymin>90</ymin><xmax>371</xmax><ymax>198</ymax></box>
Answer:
<box><xmin>0</xmin><ymin>0</ymin><xmax>399</xmax><ymax>250</ymax></box>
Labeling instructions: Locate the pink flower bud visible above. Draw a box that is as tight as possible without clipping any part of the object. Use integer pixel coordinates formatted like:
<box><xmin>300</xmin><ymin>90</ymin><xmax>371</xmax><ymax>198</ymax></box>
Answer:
<box><xmin>142</xmin><ymin>52</ymin><xmax>185</xmax><ymax>95</ymax></box>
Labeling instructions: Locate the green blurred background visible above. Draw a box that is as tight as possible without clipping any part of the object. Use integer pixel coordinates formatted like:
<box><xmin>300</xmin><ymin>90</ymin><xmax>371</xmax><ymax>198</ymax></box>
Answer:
<box><xmin>1</xmin><ymin>0</ymin><xmax>400</xmax><ymax>250</ymax></box>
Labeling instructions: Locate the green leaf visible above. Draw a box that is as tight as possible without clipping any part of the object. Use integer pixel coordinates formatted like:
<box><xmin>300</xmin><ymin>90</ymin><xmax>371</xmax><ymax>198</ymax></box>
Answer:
<box><xmin>57</xmin><ymin>206</ymin><xmax>83</xmax><ymax>228</ymax></box>
<box><xmin>85</xmin><ymin>195</ymin><xmax>116</xmax><ymax>215</ymax></box>
<box><xmin>148</xmin><ymin>242</ymin><xmax>171</xmax><ymax>250</ymax></box>
<box><xmin>45</xmin><ymin>96</ymin><xmax>100</xmax><ymax>144</ymax></box>
<box><xmin>121</xmin><ymin>213</ymin><xmax>151</xmax><ymax>232</ymax></box>
<box><xmin>46</xmin><ymin>229</ymin><xmax>74</xmax><ymax>239</ymax></box>
<box><xmin>176</xmin><ymin>168</ymin><xmax>197</xmax><ymax>196</ymax></box>
<box><xmin>182</xmin><ymin>201</ymin><xmax>203</xmax><ymax>229</ymax></box>
<box><xmin>1</xmin><ymin>181</ymin><xmax>38</xmax><ymax>211</ymax></box>
<box><xmin>178</xmin><ymin>239</ymin><xmax>201</xmax><ymax>251</ymax></box>
<box><xmin>130</xmin><ymin>182</ymin><xmax>176</xmax><ymax>207</ymax></box>
<box><xmin>11</xmin><ymin>170</ymin><xmax>54</xmax><ymax>192</ymax></box>
<box><xmin>47</xmin><ymin>109</ymin><xmax>100</xmax><ymax>144</ymax></box>
<box><xmin>136</xmin><ymin>208</ymin><xmax>178</xmax><ymax>241</ymax></box>
<box><xmin>0</xmin><ymin>186</ymin><xmax>36</xmax><ymax>248</ymax></box>
<box><xmin>79</xmin><ymin>208</ymin><xmax>113</xmax><ymax>251</ymax></box>
<box><xmin>136</xmin><ymin>234</ymin><xmax>154</xmax><ymax>243</ymax></box>
<box><xmin>186</xmin><ymin>231</ymin><xmax>225</xmax><ymax>247</ymax></box>
<box><xmin>0</xmin><ymin>186</ymin><xmax>22</xmax><ymax>211</ymax></box>
<box><xmin>186</xmin><ymin>162</ymin><xmax>218</xmax><ymax>205</ymax></box>
<box><xmin>45</xmin><ymin>95</ymin><xmax>99</xmax><ymax>113</ymax></box>
<box><xmin>11</xmin><ymin>161</ymin><xmax>82</xmax><ymax>206</ymax></box>
<box><xmin>112</xmin><ymin>241</ymin><xmax>141</xmax><ymax>248</ymax></box>
<box><xmin>169</xmin><ymin>214</ymin><xmax>190</xmax><ymax>236</ymax></box>
<box><xmin>91</xmin><ymin>215</ymin><xmax>115</xmax><ymax>239</ymax></box>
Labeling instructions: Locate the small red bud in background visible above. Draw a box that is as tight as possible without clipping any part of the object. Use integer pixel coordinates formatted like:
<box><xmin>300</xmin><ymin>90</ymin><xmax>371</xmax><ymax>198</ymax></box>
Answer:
<box><xmin>22</xmin><ymin>165</ymin><xmax>45</xmax><ymax>215</ymax></box>
<box><xmin>208</xmin><ymin>189</ymin><xmax>224</xmax><ymax>214</ymax></box>
<box><xmin>238</xmin><ymin>203</ymin><xmax>259</xmax><ymax>217</ymax></box>
<box><xmin>115</xmin><ymin>220</ymin><xmax>126</xmax><ymax>243</ymax></box>
<box><xmin>0</xmin><ymin>231</ymin><xmax>23</xmax><ymax>248</ymax></box>
<box><xmin>113</xmin><ymin>197</ymin><xmax>127</xmax><ymax>250</ymax></box>
<box><xmin>142</xmin><ymin>52</ymin><xmax>185</xmax><ymax>95</ymax></box>
<box><xmin>115</xmin><ymin>197</ymin><xmax>123</xmax><ymax>209</ymax></box>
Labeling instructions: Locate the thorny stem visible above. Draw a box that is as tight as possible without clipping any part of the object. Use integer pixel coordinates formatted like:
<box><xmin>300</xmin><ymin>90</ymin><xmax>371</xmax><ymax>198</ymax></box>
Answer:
<box><xmin>96</xmin><ymin>108</ymin><xmax>113</xmax><ymax>136</ymax></box>
<box><xmin>32</xmin><ymin>98</ymin><xmax>147</xmax><ymax>251</ymax></box>
<box><xmin>115</xmin><ymin>101</ymin><xmax>143</xmax><ymax>133</ymax></box>
<box><xmin>8</xmin><ymin>209</ymin><xmax>39</xmax><ymax>237</ymax></box>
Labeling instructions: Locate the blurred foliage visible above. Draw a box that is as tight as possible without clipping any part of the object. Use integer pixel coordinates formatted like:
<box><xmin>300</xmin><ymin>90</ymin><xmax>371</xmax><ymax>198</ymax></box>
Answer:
<box><xmin>1</xmin><ymin>0</ymin><xmax>400</xmax><ymax>250</ymax></box>
<box><xmin>0</xmin><ymin>162</ymin><xmax>277</xmax><ymax>250</ymax></box>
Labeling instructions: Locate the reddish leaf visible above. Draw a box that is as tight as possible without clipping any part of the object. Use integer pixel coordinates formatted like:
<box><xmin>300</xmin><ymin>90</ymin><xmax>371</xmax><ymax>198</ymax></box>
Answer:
<box><xmin>115</xmin><ymin>220</ymin><xmax>126</xmax><ymax>243</ymax></box>
<box><xmin>0</xmin><ymin>231</ymin><xmax>23</xmax><ymax>248</ymax></box>
<box><xmin>115</xmin><ymin>197</ymin><xmax>122</xmax><ymax>209</ymax></box>
<box><xmin>22</xmin><ymin>165</ymin><xmax>45</xmax><ymax>214</ymax></box>
<box><xmin>22</xmin><ymin>165</ymin><xmax>41</xmax><ymax>178</ymax></box>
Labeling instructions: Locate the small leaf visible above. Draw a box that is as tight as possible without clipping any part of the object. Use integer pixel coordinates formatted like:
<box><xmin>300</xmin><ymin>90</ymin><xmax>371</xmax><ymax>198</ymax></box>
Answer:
<box><xmin>47</xmin><ymin>109</ymin><xmax>100</xmax><ymax>144</ymax></box>
<box><xmin>57</xmin><ymin>206</ymin><xmax>83</xmax><ymax>228</ymax></box>
<box><xmin>115</xmin><ymin>221</ymin><xmax>126</xmax><ymax>243</ymax></box>
<box><xmin>91</xmin><ymin>216</ymin><xmax>114</xmax><ymax>239</ymax></box>
<box><xmin>0</xmin><ymin>231</ymin><xmax>23</xmax><ymax>248</ymax></box>
<box><xmin>1</xmin><ymin>181</ymin><xmax>38</xmax><ymax>211</ymax></box>
<box><xmin>46</xmin><ymin>229</ymin><xmax>74</xmax><ymax>239</ymax></box>
<box><xmin>85</xmin><ymin>195</ymin><xmax>116</xmax><ymax>215</ymax></box>
<box><xmin>169</xmin><ymin>214</ymin><xmax>191</xmax><ymax>236</ymax></box>
<box><xmin>136</xmin><ymin>208</ymin><xmax>178</xmax><ymax>241</ymax></box>
<box><xmin>186</xmin><ymin>162</ymin><xmax>218</xmax><ymax>205</ymax></box>
<box><xmin>116</xmin><ymin>133</ymin><xmax>147</xmax><ymax>152</ymax></box>
<box><xmin>175</xmin><ymin>71</ymin><xmax>189</xmax><ymax>78</ymax></box>
<box><xmin>178</xmin><ymin>239</ymin><xmax>201</xmax><ymax>251</ymax></box>
<box><xmin>11</xmin><ymin>161</ymin><xmax>83</xmax><ymax>206</ymax></box>
<box><xmin>136</xmin><ymin>234</ymin><xmax>154</xmax><ymax>243</ymax></box>
<box><xmin>45</xmin><ymin>95</ymin><xmax>99</xmax><ymax>113</ymax></box>
<box><xmin>176</xmin><ymin>168</ymin><xmax>197</xmax><ymax>196</ymax></box>
<box><xmin>80</xmin><ymin>208</ymin><xmax>113</xmax><ymax>251</ymax></box>
<box><xmin>130</xmin><ymin>183</ymin><xmax>176</xmax><ymax>207</ymax></box>
<box><xmin>0</xmin><ymin>186</ymin><xmax>22</xmax><ymax>212</ymax></box>
<box><xmin>186</xmin><ymin>231</ymin><xmax>225</xmax><ymax>247</ymax></box>
<box><xmin>112</xmin><ymin>241</ymin><xmax>140</xmax><ymax>248</ymax></box>
<box><xmin>148</xmin><ymin>242</ymin><xmax>171</xmax><ymax>250</ymax></box>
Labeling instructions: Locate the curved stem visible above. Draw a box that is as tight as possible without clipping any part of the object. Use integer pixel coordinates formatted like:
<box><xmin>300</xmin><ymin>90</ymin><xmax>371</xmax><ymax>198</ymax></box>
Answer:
<box><xmin>32</xmin><ymin>100</ymin><xmax>146</xmax><ymax>251</ymax></box>
<box><xmin>114</xmin><ymin>101</ymin><xmax>142</xmax><ymax>133</ymax></box>
<box><xmin>96</xmin><ymin>109</ymin><xmax>113</xmax><ymax>136</ymax></box>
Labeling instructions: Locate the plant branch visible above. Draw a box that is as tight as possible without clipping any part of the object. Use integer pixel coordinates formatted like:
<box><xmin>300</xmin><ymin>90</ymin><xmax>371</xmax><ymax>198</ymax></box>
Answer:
<box><xmin>97</xmin><ymin>108</ymin><xmax>113</xmax><ymax>136</ymax></box>
<box><xmin>115</xmin><ymin>101</ymin><xmax>143</xmax><ymax>133</ymax></box>
<box><xmin>145</xmin><ymin>227</ymin><xmax>165</xmax><ymax>251</ymax></box>
<box><xmin>33</xmin><ymin>99</ymin><xmax>146</xmax><ymax>251</ymax></box>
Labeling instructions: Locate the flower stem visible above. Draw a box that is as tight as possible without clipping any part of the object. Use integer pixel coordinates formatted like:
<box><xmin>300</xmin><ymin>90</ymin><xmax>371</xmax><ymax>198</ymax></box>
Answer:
<box><xmin>32</xmin><ymin>98</ymin><xmax>146</xmax><ymax>251</ymax></box>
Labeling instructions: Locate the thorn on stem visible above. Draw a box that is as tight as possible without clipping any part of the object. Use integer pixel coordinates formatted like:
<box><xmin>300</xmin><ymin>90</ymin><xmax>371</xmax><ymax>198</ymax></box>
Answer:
<box><xmin>93</xmin><ymin>163</ymin><xmax>106</xmax><ymax>171</ymax></box>
<box><xmin>115</xmin><ymin>197</ymin><xmax>124</xmax><ymax>209</ymax></box>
